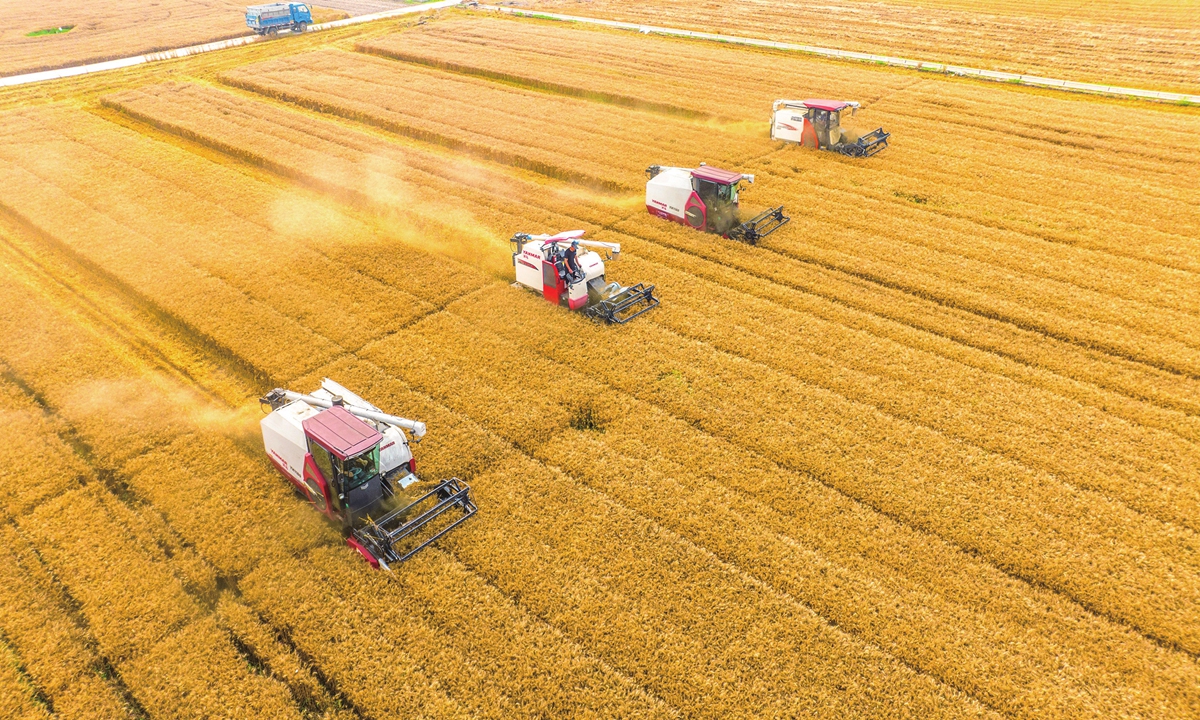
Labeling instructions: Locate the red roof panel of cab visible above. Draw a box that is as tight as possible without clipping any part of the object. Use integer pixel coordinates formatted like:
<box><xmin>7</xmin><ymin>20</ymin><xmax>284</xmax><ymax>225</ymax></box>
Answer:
<box><xmin>804</xmin><ymin>99</ymin><xmax>851</xmax><ymax>112</ymax></box>
<box><xmin>691</xmin><ymin>166</ymin><xmax>743</xmax><ymax>184</ymax></box>
<box><xmin>302</xmin><ymin>406</ymin><xmax>381</xmax><ymax>460</ymax></box>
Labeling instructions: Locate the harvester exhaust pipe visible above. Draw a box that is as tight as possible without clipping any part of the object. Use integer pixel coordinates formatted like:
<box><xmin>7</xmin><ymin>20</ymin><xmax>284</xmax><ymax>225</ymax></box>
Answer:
<box><xmin>260</xmin><ymin>388</ymin><xmax>427</xmax><ymax>439</ymax></box>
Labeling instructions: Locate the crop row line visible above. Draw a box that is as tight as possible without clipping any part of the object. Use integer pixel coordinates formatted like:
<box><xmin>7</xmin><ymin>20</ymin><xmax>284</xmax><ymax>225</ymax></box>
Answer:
<box><xmin>475</xmin><ymin>5</ymin><xmax>1200</xmax><ymax>105</ymax></box>
<box><xmin>419</xmin><ymin>297</ymin><xmax>1196</xmax><ymax>662</ymax></box>
<box><xmin>309</xmin><ymin>347</ymin><xmax>1002</xmax><ymax>716</ymax></box>
<box><xmin>39</xmin><ymin>95</ymin><xmax>1200</xmax><ymax>667</ymax></box>
<box><xmin>1</xmin><ymin>521</ymin><xmax>153</xmax><ymax>720</ymax></box>
<box><xmin>0</xmin><ymin>362</ymin><xmax>354</xmax><ymax>720</ymax></box>
<box><xmin>215</xmin><ymin>57</ymin><xmax>1200</xmax><ymax>388</ymax></box>
<box><xmin>186</xmin><ymin>75</ymin><xmax>1197</xmax><ymax>434</ymax></box>
<box><xmin>1</xmin><ymin>201</ymin><xmax>673</xmax><ymax>719</ymax></box>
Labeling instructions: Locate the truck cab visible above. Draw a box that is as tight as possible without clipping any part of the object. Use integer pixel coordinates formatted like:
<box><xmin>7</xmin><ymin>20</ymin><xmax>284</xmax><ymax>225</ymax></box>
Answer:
<box><xmin>245</xmin><ymin>3</ymin><xmax>312</xmax><ymax>35</ymax></box>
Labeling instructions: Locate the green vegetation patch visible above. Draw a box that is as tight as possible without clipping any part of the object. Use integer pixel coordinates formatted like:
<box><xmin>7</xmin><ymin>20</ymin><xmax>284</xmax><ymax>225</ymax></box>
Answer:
<box><xmin>25</xmin><ymin>25</ymin><xmax>74</xmax><ymax>37</ymax></box>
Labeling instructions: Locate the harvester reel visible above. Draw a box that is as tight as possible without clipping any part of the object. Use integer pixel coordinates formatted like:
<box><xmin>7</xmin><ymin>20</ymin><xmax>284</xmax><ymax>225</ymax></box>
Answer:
<box><xmin>584</xmin><ymin>283</ymin><xmax>660</xmax><ymax>324</ymax></box>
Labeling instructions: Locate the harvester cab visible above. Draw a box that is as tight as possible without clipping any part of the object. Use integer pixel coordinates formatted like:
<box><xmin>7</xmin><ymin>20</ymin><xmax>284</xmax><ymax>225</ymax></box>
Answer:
<box><xmin>510</xmin><ymin>229</ymin><xmax>659</xmax><ymax>323</ymax></box>
<box><xmin>645</xmin><ymin>164</ymin><xmax>789</xmax><ymax>244</ymax></box>
<box><xmin>259</xmin><ymin>379</ymin><xmax>476</xmax><ymax>569</ymax></box>
<box><xmin>771</xmin><ymin>100</ymin><xmax>890</xmax><ymax>157</ymax></box>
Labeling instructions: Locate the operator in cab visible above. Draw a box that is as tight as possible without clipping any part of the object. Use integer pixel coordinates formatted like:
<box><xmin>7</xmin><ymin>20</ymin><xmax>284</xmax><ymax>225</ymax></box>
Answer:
<box><xmin>562</xmin><ymin>239</ymin><xmax>582</xmax><ymax>282</ymax></box>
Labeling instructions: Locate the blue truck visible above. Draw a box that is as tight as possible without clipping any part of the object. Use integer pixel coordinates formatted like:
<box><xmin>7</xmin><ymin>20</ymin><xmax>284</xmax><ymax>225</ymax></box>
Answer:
<box><xmin>245</xmin><ymin>3</ymin><xmax>312</xmax><ymax>35</ymax></box>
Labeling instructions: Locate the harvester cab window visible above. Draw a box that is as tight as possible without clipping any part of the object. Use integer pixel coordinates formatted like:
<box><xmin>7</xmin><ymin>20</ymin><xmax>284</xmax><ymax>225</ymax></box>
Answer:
<box><xmin>336</xmin><ymin>448</ymin><xmax>379</xmax><ymax>492</ymax></box>
<box><xmin>308</xmin><ymin>440</ymin><xmax>335</xmax><ymax>483</ymax></box>
<box><xmin>694</xmin><ymin>179</ymin><xmax>727</xmax><ymax>206</ymax></box>
<box><xmin>814</xmin><ymin>109</ymin><xmax>829</xmax><ymax>127</ymax></box>
<box><xmin>829</xmin><ymin>110</ymin><xmax>840</xmax><ymax>128</ymax></box>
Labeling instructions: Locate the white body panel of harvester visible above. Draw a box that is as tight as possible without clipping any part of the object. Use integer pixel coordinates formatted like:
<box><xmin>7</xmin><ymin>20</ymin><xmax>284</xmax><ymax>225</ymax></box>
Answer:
<box><xmin>260</xmin><ymin>380</ymin><xmax>416</xmax><ymax>485</ymax></box>
<box><xmin>645</xmin><ymin>166</ymin><xmax>695</xmax><ymax>223</ymax></box>
<box><xmin>510</xmin><ymin>230</ymin><xmax>659</xmax><ymax>323</ymax></box>
<box><xmin>771</xmin><ymin>106</ymin><xmax>808</xmax><ymax>145</ymax></box>
<box><xmin>261</xmin><ymin>400</ymin><xmax>320</xmax><ymax>483</ymax></box>
<box><xmin>513</xmin><ymin>234</ymin><xmax>605</xmax><ymax>311</ymax></box>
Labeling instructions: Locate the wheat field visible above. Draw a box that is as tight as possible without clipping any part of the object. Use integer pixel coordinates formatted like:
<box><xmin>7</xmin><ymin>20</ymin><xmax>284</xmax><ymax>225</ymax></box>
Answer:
<box><xmin>526</xmin><ymin>0</ymin><xmax>1200</xmax><ymax>93</ymax></box>
<box><xmin>0</xmin><ymin>6</ymin><xmax>1197</xmax><ymax>719</ymax></box>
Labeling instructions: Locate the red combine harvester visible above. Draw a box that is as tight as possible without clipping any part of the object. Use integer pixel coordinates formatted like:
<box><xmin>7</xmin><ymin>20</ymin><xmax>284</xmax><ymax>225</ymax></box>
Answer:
<box><xmin>771</xmin><ymin>99</ymin><xmax>890</xmax><ymax>157</ymax></box>
<box><xmin>645</xmin><ymin>164</ymin><xmax>789</xmax><ymax>245</ymax></box>
<box><xmin>260</xmin><ymin>378</ymin><xmax>476</xmax><ymax>570</ymax></box>
<box><xmin>510</xmin><ymin>229</ymin><xmax>659</xmax><ymax>323</ymax></box>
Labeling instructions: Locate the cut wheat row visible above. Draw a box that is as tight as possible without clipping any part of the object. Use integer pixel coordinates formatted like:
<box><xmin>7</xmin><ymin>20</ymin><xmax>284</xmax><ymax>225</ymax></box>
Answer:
<box><xmin>518</xmin><ymin>0</ymin><xmax>1200</xmax><ymax>92</ymax></box>
<box><xmin>212</xmin><ymin>53</ymin><xmax>1200</xmax><ymax>380</ymax></box>
<box><xmin>0</xmin><ymin>242</ymin><xmax>672</xmax><ymax>719</ymax></box>
<box><xmin>364</xmin><ymin>20</ymin><xmax>1200</xmax><ymax>278</ymax></box>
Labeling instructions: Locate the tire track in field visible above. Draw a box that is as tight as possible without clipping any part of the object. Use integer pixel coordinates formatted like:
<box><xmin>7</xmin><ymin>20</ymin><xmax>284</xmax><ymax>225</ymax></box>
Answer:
<box><xmin>1</xmin><ymin>523</ymin><xmax>153</xmax><ymax>720</ymax></box>
<box><xmin>0</xmin><ymin>361</ymin><xmax>368</xmax><ymax>720</ymax></box>
<box><xmin>417</xmin><ymin>297</ymin><xmax>1199</xmax><ymax>662</ymax></box>
<box><xmin>341</xmin><ymin>46</ymin><xmax>1200</xmax><ymax>378</ymax></box>
<box><xmin>101</xmin><ymin>79</ymin><xmax>1200</xmax><ymax>438</ymax></box>
<box><xmin>315</xmin><ymin>351</ymin><xmax>1006</xmax><ymax>718</ymax></box>
<box><xmin>82</xmin><ymin>82</ymin><xmax>1190</xmax><ymax>657</ymax></box>
<box><xmin>0</xmin><ymin>630</ymin><xmax>56</xmax><ymax>716</ymax></box>
<box><xmin>0</xmin><ymin>256</ymin><xmax>670</xmax><ymax>720</ymax></box>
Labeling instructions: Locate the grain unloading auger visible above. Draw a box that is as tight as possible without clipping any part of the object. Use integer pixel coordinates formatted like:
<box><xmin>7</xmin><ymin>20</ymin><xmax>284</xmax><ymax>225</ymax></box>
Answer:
<box><xmin>510</xmin><ymin>230</ymin><xmax>659</xmax><ymax>323</ymax></box>
<box><xmin>260</xmin><ymin>379</ymin><xmax>476</xmax><ymax>570</ymax></box>
<box><xmin>771</xmin><ymin>100</ymin><xmax>890</xmax><ymax>157</ymax></box>
<box><xmin>645</xmin><ymin>164</ymin><xmax>789</xmax><ymax>245</ymax></box>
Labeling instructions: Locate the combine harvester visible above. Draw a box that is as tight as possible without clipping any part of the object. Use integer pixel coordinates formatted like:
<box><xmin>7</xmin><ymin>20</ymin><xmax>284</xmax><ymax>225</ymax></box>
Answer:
<box><xmin>511</xmin><ymin>230</ymin><xmax>659</xmax><ymax>323</ymax></box>
<box><xmin>645</xmin><ymin>164</ymin><xmax>789</xmax><ymax>245</ymax></box>
<box><xmin>260</xmin><ymin>379</ymin><xmax>476</xmax><ymax>569</ymax></box>
<box><xmin>771</xmin><ymin>99</ymin><xmax>890</xmax><ymax>156</ymax></box>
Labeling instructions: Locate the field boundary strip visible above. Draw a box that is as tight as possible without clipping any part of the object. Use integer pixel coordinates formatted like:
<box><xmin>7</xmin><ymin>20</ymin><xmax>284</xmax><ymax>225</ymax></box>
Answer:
<box><xmin>0</xmin><ymin>0</ymin><xmax>461</xmax><ymax>88</ymax></box>
<box><xmin>474</xmin><ymin>5</ymin><xmax>1200</xmax><ymax>105</ymax></box>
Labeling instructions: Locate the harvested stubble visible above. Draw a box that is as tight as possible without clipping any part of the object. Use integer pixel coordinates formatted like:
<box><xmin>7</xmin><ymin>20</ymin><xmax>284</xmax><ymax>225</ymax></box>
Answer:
<box><xmin>523</xmin><ymin>0</ymin><xmax>1200</xmax><ymax>93</ymax></box>
<box><xmin>105</xmin><ymin>81</ymin><xmax>1200</xmax><ymax>521</ymax></box>
<box><xmin>350</xmin><ymin>301</ymin><xmax>1199</xmax><ymax>719</ymax></box>
<box><xmin>102</xmin><ymin>81</ymin><xmax>1198</xmax><ymax>420</ymax></box>
<box><xmin>427</xmin><ymin>286</ymin><xmax>1200</xmax><ymax>657</ymax></box>
<box><xmin>367</xmin><ymin>20</ymin><xmax>1200</xmax><ymax>373</ymax></box>
<box><xmin>219</xmin><ymin>48</ymin><xmax>766</xmax><ymax>191</ymax></box>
